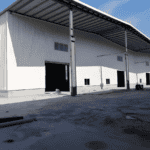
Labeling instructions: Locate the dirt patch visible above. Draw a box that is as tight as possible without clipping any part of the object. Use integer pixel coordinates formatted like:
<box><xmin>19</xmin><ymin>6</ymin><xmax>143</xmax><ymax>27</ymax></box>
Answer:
<box><xmin>85</xmin><ymin>141</ymin><xmax>107</xmax><ymax>149</ymax></box>
<box><xmin>4</xmin><ymin>139</ymin><xmax>14</xmax><ymax>143</ymax></box>
<box><xmin>103</xmin><ymin>116</ymin><xmax>116</xmax><ymax>126</ymax></box>
<box><xmin>123</xmin><ymin>125</ymin><xmax>150</xmax><ymax>140</ymax></box>
<box><xmin>140</xmin><ymin>108</ymin><xmax>150</xmax><ymax>110</ymax></box>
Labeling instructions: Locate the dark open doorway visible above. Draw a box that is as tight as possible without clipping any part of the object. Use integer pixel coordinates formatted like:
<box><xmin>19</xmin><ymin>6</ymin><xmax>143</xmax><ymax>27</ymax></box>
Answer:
<box><xmin>146</xmin><ymin>73</ymin><xmax>150</xmax><ymax>85</ymax></box>
<box><xmin>117</xmin><ymin>70</ymin><xmax>125</xmax><ymax>87</ymax></box>
<box><xmin>45</xmin><ymin>62</ymin><xmax>70</xmax><ymax>92</ymax></box>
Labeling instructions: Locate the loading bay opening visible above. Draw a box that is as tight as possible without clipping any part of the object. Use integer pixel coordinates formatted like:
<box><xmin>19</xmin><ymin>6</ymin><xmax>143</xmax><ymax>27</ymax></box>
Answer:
<box><xmin>45</xmin><ymin>62</ymin><xmax>70</xmax><ymax>92</ymax></box>
<box><xmin>117</xmin><ymin>70</ymin><xmax>125</xmax><ymax>87</ymax></box>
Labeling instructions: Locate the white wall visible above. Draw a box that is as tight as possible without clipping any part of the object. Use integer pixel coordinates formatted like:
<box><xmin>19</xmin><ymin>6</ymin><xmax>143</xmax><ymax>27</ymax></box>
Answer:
<box><xmin>0</xmin><ymin>12</ymin><xmax>7</xmax><ymax>90</ymax></box>
<box><xmin>7</xmin><ymin>12</ymin><xmax>70</xmax><ymax>90</ymax></box>
<box><xmin>6</xmin><ymin>11</ymin><xmax>150</xmax><ymax>91</ymax></box>
<box><xmin>76</xmin><ymin>66</ymin><xmax>101</xmax><ymax>86</ymax></box>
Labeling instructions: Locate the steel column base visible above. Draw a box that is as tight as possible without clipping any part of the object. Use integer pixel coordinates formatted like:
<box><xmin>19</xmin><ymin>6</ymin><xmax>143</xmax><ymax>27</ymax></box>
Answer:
<box><xmin>71</xmin><ymin>87</ymin><xmax>77</xmax><ymax>96</ymax></box>
<box><xmin>127</xmin><ymin>80</ymin><xmax>130</xmax><ymax>90</ymax></box>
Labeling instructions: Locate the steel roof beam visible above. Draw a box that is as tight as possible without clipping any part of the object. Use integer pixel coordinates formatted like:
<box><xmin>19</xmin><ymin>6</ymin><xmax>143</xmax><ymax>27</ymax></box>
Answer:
<box><xmin>73</xmin><ymin>26</ymin><xmax>128</xmax><ymax>50</ymax></box>
<box><xmin>73</xmin><ymin>14</ymin><xmax>89</xmax><ymax>22</ymax></box>
<box><xmin>74</xmin><ymin>18</ymin><xmax>102</xmax><ymax>28</ymax></box>
<box><xmin>7</xmin><ymin>0</ymin><xmax>150</xmax><ymax>47</ymax></box>
<box><xmin>73</xmin><ymin>16</ymin><xmax>95</xmax><ymax>26</ymax></box>
<box><xmin>77</xmin><ymin>25</ymin><xmax>113</xmax><ymax>35</ymax></box>
<box><xmin>54</xmin><ymin>0</ymin><xmax>128</xmax><ymax>29</ymax></box>
<box><xmin>56</xmin><ymin>11</ymin><xmax>83</xmax><ymax>24</ymax></box>
<box><xmin>103</xmin><ymin>34</ymin><xmax>125</xmax><ymax>41</ymax></box>
<box><xmin>65</xmin><ymin>15</ymin><xmax>97</xmax><ymax>27</ymax></box>
<box><xmin>51</xmin><ymin>12</ymin><xmax>69</xmax><ymax>22</ymax></box>
<box><xmin>128</xmin><ymin>34</ymin><xmax>147</xmax><ymax>41</ymax></box>
<box><xmin>127</xmin><ymin>28</ymin><xmax>150</xmax><ymax>44</ymax></box>
<box><xmin>127</xmin><ymin>36</ymin><xmax>148</xmax><ymax>44</ymax></box>
<box><xmin>103</xmin><ymin>35</ymin><xmax>125</xmax><ymax>41</ymax></box>
<box><xmin>128</xmin><ymin>42</ymin><xmax>144</xmax><ymax>48</ymax></box>
<box><xmin>76</xmin><ymin>23</ymin><xmax>114</xmax><ymax>33</ymax></box>
<box><xmin>81</xmin><ymin>24</ymin><xmax>119</xmax><ymax>33</ymax></box>
<box><xmin>10</xmin><ymin>10</ymin><xmax>69</xmax><ymax>28</ymax></box>
<box><xmin>51</xmin><ymin>10</ymin><xmax>77</xmax><ymax>22</ymax></box>
<box><xmin>10</xmin><ymin>0</ymin><xmax>22</xmax><ymax>10</ymax></box>
<box><xmin>137</xmin><ymin>48</ymin><xmax>150</xmax><ymax>51</ymax></box>
<box><xmin>24</xmin><ymin>0</ymin><xmax>48</xmax><ymax>15</ymax></box>
<box><xmin>100</xmin><ymin>30</ymin><xmax>124</xmax><ymax>37</ymax></box>
<box><xmin>74</xmin><ymin>18</ymin><xmax>108</xmax><ymax>29</ymax></box>
<box><xmin>99</xmin><ymin>26</ymin><xmax>122</xmax><ymax>35</ymax></box>
<box><xmin>31</xmin><ymin>2</ymin><xmax>57</xmax><ymax>17</ymax></box>
<box><xmin>128</xmin><ymin>40</ymin><xmax>147</xmax><ymax>47</ymax></box>
<box><xmin>61</xmin><ymin>13</ymin><xmax>89</xmax><ymax>24</ymax></box>
<box><xmin>64</xmin><ymin>14</ymin><xmax>93</xmax><ymax>26</ymax></box>
<box><xmin>39</xmin><ymin>5</ymin><xmax>64</xmax><ymax>19</ymax></box>
<box><xmin>46</xmin><ymin>8</ymin><xmax>69</xmax><ymax>20</ymax></box>
<box><xmin>15</xmin><ymin>0</ymin><xmax>34</xmax><ymax>12</ymax></box>
<box><xmin>106</xmin><ymin>37</ymin><xmax>125</xmax><ymax>44</ymax></box>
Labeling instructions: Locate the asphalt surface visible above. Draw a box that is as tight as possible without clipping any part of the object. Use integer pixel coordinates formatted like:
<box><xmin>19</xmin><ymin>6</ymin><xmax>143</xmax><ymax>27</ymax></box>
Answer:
<box><xmin>0</xmin><ymin>89</ymin><xmax>150</xmax><ymax>150</ymax></box>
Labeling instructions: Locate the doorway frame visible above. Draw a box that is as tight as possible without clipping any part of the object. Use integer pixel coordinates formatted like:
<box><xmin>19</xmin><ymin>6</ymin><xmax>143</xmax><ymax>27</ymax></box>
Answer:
<box><xmin>146</xmin><ymin>73</ymin><xmax>150</xmax><ymax>85</ymax></box>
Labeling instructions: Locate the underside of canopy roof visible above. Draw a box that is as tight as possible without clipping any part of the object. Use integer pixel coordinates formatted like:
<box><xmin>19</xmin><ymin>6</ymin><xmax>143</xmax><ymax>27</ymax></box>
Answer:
<box><xmin>1</xmin><ymin>0</ymin><xmax>150</xmax><ymax>53</ymax></box>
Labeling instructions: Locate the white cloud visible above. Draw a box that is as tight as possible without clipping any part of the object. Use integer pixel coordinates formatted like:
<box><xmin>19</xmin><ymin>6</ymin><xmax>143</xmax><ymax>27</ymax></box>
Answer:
<box><xmin>98</xmin><ymin>0</ymin><xmax>130</xmax><ymax>15</ymax></box>
<box><xmin>124</xmin><ymin>8</ymin><xmax>150</xmax><ymax>38</ymax></box>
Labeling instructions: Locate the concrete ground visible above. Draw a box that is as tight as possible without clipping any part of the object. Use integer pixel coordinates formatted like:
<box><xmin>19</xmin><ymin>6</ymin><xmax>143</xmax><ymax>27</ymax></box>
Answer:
<box><xmin>0</xmin><ymin>88</ymin><xmax>150</xmax><ymax>149</ymax></box>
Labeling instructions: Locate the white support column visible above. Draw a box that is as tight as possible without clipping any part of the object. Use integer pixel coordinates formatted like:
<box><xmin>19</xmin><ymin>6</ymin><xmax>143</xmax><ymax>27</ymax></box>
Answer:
<box><xmin>100</xmin><ymin>66</ymin><xmax>103</xmax><ymax>89</ymax></box>
<box><xmin>69</xmin><ymin>8</ymin><xmax>77</xmax><ymax>96</ymax></box>
<box><xmin>136</xmin><ymin>73</ymin><xmax>138</xmax><ymax>84</ymax></box>
<box><xmin>125</xmin><ymin>30</ymin><xmax>130</xmax><ymax>90</ymax></box>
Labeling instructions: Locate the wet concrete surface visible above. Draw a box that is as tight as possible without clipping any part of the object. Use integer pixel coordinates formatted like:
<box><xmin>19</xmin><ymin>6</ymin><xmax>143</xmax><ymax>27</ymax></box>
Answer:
<box><xmin>0</xmin><ymin>90</ymin><xmax>150</xmax><ymax>149</ymax></box>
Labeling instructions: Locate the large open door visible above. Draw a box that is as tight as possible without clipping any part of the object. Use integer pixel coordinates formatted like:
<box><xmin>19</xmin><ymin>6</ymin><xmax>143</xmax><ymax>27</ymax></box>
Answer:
<box><xmin>117</xmin><ymin>71</ymin><xmax>125</xmax><ymax>87</ymax></box>
<box><xmin>45</xmin><ymin>62</ymin><xmax>69</xmax><ymax>91</ymax></box>
<box><xmin>146</xmin><ymin>73</ymin><xmax>150</xmax><ymax>85</ymax></box>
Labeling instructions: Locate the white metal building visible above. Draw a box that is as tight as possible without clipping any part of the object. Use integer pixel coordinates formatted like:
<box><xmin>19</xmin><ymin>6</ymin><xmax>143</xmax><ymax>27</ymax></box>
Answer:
<box><xmin>0</xmin><ymin>0</ymin><xmax>150</xmax><ymax>97</ymax></box>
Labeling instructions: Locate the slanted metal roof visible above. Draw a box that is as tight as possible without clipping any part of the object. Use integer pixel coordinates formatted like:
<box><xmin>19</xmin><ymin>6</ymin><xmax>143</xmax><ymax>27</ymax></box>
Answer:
<box><xmin>1</xmin><ymin>0</ymin><xmax>150</xmax><ymax>53</ymax></box>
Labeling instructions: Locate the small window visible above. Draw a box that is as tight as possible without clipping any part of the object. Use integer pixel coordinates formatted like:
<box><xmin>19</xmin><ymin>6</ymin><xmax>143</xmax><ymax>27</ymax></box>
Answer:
<box><xmin>64</xmin><ymin>44</ymin><xmax>68</xmax><ymax>52</ymax></box>
<box><xmin>106</xmin><ymin>79</ymin><xmax>110</xmax><ymax>84</ymax></box>
<box><xmin>55</xmin><ymin>42</ymin><xmax>59</xmax><ymax>50</ymax></box>
<box><xmin>117</xmin><ymin>56</ymin><xmax>123</xmax><ymax>62</ymax></box>
<box><xmin>146</xmin><ymin>62</ymin><xmax>149</xmax><ymax>66</ymax></box>
<box><xmin>60</xmin><ymin>44</ymin><xmax>63</xmax><ymax>51</ymax></box>
<box><xmin>58</xmin><ymin>43</ymin><xmax>61</xmax><ymax>50</ymax></box>
<box><xmin>55</xmin><ymin>42</ymin><xmax>68</xmax><ymax>52</ymax></box>
<box><xmin>140</xmin><ymin>79</ymin><xmax>142</xmax><ymax>83</ymax></box>
<box><xmin>85</xmin><ymin>79</ymin><xmax>90</xmax><ymax>85</ymax></box>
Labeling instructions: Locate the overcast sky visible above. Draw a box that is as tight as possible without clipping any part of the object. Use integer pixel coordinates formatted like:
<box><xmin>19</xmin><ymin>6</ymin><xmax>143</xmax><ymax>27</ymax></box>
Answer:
<box><xmin>1</xmin><ymin>0</ymin><xmax>150</xmax><ymax>38</ymax></box>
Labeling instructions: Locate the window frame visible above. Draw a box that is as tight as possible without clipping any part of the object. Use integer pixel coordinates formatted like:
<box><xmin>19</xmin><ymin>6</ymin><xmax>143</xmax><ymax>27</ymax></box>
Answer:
<box><xmin>106</xmin><ymin>79</ymin><xmax>110</xmax><ymax>84</ymax></box>
<box><xmin>117</xmin><ymin>56</ymin><xmax>123</xmax><ymax>62</ymax></box>
<box><xmin>54</xmin><ymin>42</ymin><xmax>68</xmax><ymax>52</ymax></box>
<box><xmin>140</xmin><ymin>79</ymin><xmax>142</xmax><ymax>83</ymax></box>
<box><xmin>85</xmin><ymin>79</ymin><xmax>90</xmax><ymax>85</ymax></box>
<box><xmin>146</xmin><ymin>61</ymin><xmax>149</xmax><ymax>66</ymax></box>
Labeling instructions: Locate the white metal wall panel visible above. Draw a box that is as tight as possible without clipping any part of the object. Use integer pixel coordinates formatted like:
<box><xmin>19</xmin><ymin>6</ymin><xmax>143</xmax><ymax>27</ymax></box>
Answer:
<box><xmin>129</xmin><ymin>72</ymin><xmax>137</xmax><ymax>84</ymax></box>
<box><xmin>0</xmin><ymin>12</ymin><xmax>7</xmax><ymax>90</ymax></box>
<box><xmin>7</xmin><ymin>12</ymin><xmax>70</xmax><ymax>90</ymax></box>
<box><xmin>6</xmin><ymin>12</ymin><xmax>150</xmax><ymax>90</ymax></box>
<box><xmin>102</xmin><ymin>67</ymin><xmax>117</xmax><ymax>85</ymax></box>
<box><xmin>138</xmin><ymin>73</ymin><xmax>146</xmax><ymax>84</ymax></box>
<box><xmin>76</xmin><ymin>66</ymin><xmax>101</xmax><ymax>86</ymax></box>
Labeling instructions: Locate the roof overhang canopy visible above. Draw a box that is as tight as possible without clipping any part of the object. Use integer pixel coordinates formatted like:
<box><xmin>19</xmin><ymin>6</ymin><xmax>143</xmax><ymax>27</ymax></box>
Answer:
<box><xmin>1</xmin><ymin>0</ymin><xmax>150</xmax><ymax>53</ymax></box>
